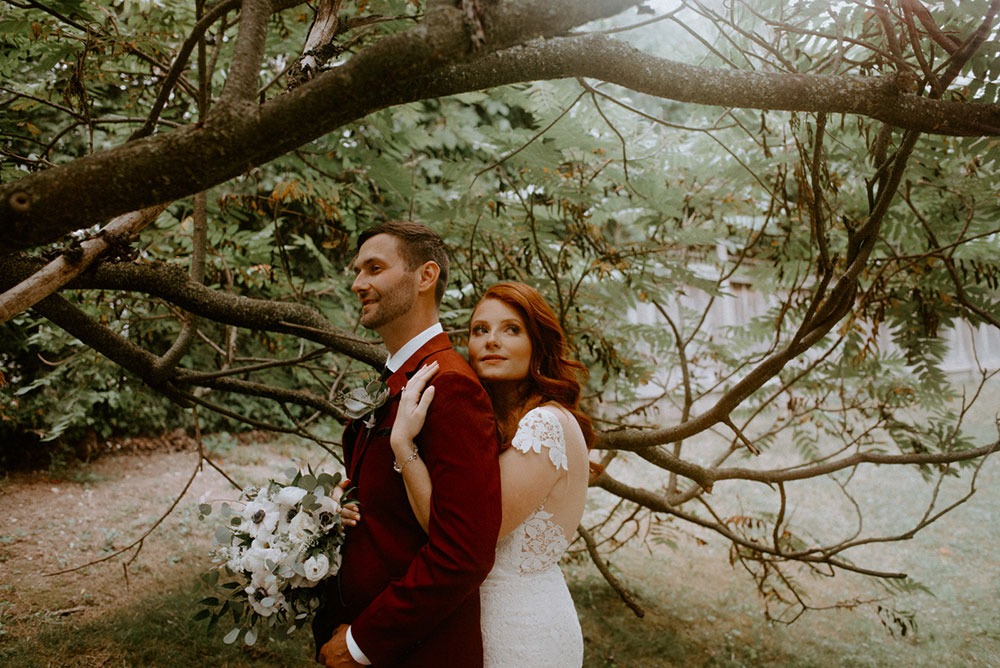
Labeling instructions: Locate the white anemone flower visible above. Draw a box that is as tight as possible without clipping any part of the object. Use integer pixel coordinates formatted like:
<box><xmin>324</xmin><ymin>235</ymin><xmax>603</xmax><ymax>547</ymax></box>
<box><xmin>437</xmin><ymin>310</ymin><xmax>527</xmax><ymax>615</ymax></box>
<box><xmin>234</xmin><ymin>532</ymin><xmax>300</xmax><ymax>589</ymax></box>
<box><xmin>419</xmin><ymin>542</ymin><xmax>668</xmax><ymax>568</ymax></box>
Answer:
<box><xmin>312</xmin><ymin>495</ymin><xmax>341</xmax><ymax>531</ymax></box>
<box><xmin>245</xmin><ymin>571</ymin><xmax>285</xmax><ymax>617</ymax></box>
<box><xmin>303</xmin><ymin>554</ymin><xmax>330</xmax><ymax>582</ymax></box>
<box><xmin>243</xmin><ymin>498</ymin><xmax>279</xmax><ymax>539</ymax></box>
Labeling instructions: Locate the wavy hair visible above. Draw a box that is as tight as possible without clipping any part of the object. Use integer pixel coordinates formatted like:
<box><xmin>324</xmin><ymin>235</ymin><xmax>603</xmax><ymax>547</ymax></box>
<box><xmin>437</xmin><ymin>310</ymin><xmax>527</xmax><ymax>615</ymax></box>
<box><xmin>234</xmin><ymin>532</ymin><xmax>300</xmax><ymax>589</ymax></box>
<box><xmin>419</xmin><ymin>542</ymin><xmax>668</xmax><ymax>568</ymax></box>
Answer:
<box><xmin>474</xmin><ymin>282</ymin><xmax>595</xmax><ymax>449</ymax></box>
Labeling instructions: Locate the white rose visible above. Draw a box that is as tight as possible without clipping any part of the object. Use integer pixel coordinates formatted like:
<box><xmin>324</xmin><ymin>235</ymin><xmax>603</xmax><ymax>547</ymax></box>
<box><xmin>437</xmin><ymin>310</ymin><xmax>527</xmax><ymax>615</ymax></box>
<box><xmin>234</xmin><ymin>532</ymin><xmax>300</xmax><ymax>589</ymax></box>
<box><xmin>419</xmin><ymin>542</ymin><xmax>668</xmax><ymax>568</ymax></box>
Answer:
<box><xmin>241</xmin><ymin>541</ymin><xmax>283</xmax><ymax>575</ymax></box>
<box><xmin>287</xmin><ymin>512</ymin><xmax>318</xmax><ymax>548</ymax></box>
<box><xmin>274</xmin><ymin>486</ymin><xmax>308</xmax><ymax>507</ymax></box>
<box><xmin>303</xmin><ymin>554</ymin><xmax>330</xmax><ymax>582</ymax></box>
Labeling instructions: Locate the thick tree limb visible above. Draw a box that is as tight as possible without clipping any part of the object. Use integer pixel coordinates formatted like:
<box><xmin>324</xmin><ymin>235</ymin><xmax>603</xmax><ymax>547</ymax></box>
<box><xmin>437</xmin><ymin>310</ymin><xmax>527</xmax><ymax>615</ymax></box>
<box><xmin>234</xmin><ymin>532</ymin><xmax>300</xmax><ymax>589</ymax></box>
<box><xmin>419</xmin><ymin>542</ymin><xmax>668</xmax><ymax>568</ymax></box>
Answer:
<box><xmin>418</xmin><ymin>35</ymin><xmax>1000</xmax><ymax>136</ymax></box>
<box><xmin>5</xmin><ymin>0</ymin><xmax>997</xmax><ymax>251</ymax></box>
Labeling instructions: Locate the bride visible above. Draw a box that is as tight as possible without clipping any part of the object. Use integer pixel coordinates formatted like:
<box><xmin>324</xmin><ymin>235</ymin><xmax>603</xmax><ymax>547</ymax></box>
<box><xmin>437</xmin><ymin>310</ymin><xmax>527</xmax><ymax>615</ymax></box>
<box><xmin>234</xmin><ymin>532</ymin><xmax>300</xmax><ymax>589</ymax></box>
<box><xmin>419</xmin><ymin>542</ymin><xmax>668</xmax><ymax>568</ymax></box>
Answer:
<box><xmin>342</xmin><ymin>281</ymin><xmax>593</xmax><ymax>667</ymax></box>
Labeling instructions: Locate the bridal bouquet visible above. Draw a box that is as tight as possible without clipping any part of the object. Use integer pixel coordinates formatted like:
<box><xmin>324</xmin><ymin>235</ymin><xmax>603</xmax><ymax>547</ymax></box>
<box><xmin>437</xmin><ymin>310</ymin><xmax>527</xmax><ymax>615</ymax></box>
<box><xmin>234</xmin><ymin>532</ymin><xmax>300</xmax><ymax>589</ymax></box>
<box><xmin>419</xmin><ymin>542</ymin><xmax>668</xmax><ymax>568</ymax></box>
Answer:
<box><xmin>194</xmin><ymin>468</ymin><xmax>348</xmax><ymax>646</ymax></box>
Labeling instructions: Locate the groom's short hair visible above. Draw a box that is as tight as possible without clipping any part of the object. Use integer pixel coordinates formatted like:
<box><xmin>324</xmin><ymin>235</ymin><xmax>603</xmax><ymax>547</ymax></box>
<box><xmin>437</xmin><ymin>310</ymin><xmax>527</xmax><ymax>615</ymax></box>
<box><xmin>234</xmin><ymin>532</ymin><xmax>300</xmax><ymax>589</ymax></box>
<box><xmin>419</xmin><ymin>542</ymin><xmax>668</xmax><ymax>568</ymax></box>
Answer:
<box><xmin>357</xmin><ymin>220</ymin><xmax>450</xmax><ymax>305</ymax></box>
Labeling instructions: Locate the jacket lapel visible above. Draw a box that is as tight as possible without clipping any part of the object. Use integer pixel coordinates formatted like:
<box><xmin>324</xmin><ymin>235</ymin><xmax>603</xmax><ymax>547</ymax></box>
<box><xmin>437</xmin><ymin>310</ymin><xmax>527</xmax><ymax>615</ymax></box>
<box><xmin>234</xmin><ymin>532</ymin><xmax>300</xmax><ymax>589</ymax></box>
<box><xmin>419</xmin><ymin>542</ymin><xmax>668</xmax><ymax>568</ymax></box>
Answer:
<box><xmin>347</xmin><ymin>333</ymin><xmax>454</xmax><ymax>479</ymax></box>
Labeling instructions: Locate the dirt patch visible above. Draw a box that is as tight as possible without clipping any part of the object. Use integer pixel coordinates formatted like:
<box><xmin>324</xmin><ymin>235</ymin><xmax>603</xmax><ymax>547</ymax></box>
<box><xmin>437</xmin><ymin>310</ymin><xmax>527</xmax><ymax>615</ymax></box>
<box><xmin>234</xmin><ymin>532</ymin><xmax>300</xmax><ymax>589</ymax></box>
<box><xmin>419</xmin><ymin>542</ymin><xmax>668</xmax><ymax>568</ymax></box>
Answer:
<box><xmin>0</xmin><ymin>436</ymin><xmax>324</xmax><ymax>642</ymax></box>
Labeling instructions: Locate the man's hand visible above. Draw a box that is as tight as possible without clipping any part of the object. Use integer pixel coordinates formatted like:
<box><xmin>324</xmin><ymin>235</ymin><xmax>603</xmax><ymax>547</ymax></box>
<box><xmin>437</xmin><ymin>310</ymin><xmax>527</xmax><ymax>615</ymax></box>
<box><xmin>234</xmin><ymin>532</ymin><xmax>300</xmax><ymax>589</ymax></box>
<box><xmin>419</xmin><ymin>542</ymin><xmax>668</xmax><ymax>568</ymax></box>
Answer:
<box><xmin>318</xmin><ymin>624</ymin><xmax>364</xmax><ymax>667</ymax></box>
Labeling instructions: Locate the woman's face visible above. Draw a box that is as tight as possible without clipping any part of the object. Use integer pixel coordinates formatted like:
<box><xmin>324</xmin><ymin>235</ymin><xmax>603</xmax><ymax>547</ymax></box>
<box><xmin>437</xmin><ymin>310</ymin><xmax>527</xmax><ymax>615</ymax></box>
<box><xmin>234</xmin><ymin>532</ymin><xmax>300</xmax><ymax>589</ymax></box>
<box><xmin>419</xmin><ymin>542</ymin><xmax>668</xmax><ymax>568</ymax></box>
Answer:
<box><xmin>469</xmin><ymin>299</ymin><xmax>533</xmax><ymax>384</ymax></box>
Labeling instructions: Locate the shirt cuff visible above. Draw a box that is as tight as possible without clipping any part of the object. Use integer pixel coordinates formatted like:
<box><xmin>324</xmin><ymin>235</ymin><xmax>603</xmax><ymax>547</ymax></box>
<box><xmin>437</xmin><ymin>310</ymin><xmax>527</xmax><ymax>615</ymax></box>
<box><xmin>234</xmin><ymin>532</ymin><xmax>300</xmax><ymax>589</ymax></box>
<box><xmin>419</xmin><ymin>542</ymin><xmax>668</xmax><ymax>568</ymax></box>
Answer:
<box><xmin>346</xmin><ymin>626</ymin><xmax>372</xmax><ymax>665</ymax></box>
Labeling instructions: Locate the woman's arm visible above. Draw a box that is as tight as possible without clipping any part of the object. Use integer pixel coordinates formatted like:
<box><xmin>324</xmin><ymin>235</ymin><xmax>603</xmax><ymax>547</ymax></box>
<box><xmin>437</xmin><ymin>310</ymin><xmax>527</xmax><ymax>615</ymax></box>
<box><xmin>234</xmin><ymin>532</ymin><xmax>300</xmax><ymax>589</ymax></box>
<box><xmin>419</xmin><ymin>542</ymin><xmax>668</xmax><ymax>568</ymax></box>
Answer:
<box><xmin>392</xmin><ymin>435</ymin><xmax>432</xmax><ymax>533</ymax></box>
<box><xmin>388</xmin><ymin>362</ymin><xmax>439</xmax><ymax>533</ymax></box>
<box><xmin>496</xmin><ymin>406</ymin><xmax>572</xmax><ymax>537</ymax></box>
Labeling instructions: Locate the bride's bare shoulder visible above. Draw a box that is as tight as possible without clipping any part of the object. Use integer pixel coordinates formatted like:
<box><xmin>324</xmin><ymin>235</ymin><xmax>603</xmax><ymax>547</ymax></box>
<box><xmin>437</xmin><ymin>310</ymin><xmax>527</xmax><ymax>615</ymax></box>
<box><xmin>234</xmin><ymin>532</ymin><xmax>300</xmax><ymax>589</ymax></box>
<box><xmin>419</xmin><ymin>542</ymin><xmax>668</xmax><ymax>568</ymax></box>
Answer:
<box><xmin>535</xmin><ymin>403</ymin><xmax>584</xmax><ymax>442</ymax></box>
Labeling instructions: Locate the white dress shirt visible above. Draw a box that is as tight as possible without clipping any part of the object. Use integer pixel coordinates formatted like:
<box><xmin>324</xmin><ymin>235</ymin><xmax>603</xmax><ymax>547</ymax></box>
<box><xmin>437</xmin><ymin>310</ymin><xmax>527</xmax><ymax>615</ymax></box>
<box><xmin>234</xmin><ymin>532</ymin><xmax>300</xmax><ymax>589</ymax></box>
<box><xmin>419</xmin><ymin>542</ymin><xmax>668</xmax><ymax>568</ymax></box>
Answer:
<box><xmin>385</xmin><ymin>322</ymin><xmax>444</xmax><ymax>373</ymax></box>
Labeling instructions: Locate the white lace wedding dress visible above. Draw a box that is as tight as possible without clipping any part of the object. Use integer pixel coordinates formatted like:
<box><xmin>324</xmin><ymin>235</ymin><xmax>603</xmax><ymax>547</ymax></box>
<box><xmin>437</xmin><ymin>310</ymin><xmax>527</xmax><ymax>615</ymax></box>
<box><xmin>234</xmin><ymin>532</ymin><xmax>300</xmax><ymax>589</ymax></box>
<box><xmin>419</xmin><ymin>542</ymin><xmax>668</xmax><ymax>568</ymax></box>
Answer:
<box><xmin>479</xmin><ymin>407</ymin><xmax>584</xmax><ymax>668</ymax></box>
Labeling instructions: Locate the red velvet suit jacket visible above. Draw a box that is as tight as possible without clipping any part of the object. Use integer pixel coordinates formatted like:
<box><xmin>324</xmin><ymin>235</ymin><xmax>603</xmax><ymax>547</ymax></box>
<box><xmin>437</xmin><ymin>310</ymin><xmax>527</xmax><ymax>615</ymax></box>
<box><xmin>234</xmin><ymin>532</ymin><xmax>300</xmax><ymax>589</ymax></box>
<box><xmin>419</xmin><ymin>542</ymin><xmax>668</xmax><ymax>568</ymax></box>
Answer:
<box><xmin>313</xmin><ymin>333</ymin><xmax>502</xmax><ymax>667</ymax></box>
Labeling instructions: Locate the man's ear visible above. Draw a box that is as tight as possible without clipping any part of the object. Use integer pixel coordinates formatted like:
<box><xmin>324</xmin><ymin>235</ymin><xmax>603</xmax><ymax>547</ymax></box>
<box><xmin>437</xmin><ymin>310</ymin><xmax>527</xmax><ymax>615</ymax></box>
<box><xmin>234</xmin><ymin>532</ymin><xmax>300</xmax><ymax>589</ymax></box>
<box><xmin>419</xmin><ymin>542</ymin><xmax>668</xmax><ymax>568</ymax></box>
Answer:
<box><xmin>417</xmin><ymin>261</ymin><xmax>440</xmax><ymax>295</ymax></box>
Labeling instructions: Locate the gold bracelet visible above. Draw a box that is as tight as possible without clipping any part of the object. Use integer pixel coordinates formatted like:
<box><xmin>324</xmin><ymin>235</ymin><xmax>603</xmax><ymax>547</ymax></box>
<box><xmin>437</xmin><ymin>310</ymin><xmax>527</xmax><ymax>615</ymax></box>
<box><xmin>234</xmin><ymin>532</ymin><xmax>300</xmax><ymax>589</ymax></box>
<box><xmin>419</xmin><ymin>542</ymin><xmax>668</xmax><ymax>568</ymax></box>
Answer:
<box><xmin>393</xmin><ymin>449</ymin><xmax>419</xmax><ymax>474</ymax></box>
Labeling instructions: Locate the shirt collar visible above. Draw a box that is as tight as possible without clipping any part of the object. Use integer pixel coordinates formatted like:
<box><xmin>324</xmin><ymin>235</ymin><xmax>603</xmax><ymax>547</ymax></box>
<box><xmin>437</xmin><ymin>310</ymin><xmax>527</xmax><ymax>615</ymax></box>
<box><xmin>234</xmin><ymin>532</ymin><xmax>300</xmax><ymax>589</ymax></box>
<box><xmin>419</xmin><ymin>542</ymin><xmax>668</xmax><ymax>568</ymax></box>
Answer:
<box><xmin>385</xmin><ymin>322</ymin><xmax>444</xmax><ymax>373</ymax></box>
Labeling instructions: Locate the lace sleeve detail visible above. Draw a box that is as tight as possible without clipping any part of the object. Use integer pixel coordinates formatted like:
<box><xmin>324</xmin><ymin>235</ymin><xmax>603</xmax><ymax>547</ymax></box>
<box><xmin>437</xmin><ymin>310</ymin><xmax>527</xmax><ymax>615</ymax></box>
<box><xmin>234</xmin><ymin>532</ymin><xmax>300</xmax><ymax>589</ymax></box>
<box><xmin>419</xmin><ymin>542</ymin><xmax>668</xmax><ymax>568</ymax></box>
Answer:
<box><xmin>510</xmin><ymin>408</ymin><xmax>568</xmax><ymax>471</ymax></box>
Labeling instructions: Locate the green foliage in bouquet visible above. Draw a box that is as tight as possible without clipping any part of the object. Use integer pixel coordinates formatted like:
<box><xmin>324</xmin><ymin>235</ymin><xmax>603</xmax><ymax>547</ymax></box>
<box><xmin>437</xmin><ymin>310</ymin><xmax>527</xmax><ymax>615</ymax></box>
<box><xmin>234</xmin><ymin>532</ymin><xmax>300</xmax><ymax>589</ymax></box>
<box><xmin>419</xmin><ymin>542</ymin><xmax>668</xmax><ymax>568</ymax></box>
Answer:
<box><xmin>193</xmin><ymin>467</ymin><xmax>349</xmax><ymax>646</ymax></box>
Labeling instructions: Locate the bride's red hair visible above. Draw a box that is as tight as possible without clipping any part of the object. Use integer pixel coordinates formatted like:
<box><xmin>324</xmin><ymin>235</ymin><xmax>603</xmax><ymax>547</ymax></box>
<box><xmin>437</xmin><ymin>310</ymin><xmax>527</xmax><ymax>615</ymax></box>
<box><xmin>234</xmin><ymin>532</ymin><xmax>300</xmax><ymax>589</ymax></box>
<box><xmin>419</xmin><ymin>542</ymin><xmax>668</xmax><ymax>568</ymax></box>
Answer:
<box><xmin>474</xmin><ymin>282</ymin><xmax>595</xmax><ymax>449</ymax></box>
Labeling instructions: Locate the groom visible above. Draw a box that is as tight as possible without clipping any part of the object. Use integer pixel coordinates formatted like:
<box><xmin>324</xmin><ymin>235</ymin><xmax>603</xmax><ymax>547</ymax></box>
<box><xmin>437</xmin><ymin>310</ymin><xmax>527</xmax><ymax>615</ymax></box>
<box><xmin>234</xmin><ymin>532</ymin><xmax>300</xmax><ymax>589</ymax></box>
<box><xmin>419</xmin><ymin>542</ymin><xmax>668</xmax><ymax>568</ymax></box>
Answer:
<box><xmin>313</xmin><ymin>221</ymin><xmax>502</xmax><ymax>667</ymax></box>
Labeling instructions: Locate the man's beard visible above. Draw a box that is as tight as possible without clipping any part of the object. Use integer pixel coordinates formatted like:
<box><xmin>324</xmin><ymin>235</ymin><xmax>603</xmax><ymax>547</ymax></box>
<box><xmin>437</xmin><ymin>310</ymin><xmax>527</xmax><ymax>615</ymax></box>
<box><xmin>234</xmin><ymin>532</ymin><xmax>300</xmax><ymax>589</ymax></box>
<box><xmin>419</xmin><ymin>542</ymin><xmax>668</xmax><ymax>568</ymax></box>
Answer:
<box><xmin>361</xmin><ymin>274</ymin><xmax>418</xmax><ymax>331</ymax></box>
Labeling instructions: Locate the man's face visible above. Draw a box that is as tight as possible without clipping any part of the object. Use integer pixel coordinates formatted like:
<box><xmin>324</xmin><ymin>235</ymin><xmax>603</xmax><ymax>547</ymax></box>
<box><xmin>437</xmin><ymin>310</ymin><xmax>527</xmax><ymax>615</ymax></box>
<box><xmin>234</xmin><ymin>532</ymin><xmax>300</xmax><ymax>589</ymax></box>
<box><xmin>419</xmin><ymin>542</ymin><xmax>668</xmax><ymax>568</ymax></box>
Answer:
<box><xmin>351</xmin><ymin>234</ymin><xmax>419</xmax><ymax>333</ymax></box>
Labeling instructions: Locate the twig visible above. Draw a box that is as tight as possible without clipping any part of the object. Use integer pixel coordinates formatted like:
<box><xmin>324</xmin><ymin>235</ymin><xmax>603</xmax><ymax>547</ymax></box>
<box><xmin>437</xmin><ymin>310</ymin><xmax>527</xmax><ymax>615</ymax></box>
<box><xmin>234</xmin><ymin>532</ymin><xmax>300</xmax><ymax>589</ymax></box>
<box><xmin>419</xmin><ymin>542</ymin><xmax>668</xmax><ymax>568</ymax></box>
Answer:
<box><xmin>577</xmin><ymin>525</ymin><xmax>645</xmax><ymax>618</ymax></box>
<box><xmin>45</xmin><ymin>453</ymin><xmax>202</xmax><ymax>576</ymax></box>
<box><xmin>473</xmin><ymin>89</ymin><xmax>587</xmax><ymax>179</ymax></box>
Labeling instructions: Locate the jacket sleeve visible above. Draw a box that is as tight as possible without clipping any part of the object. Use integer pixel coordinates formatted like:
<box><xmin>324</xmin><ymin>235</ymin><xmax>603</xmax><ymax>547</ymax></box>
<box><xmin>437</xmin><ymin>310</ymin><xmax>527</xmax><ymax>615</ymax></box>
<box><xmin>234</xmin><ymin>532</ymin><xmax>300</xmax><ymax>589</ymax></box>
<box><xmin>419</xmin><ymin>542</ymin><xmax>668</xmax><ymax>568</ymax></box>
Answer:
<box><xmin>349</xmin><ymin>369</ymin><xmax>501</xmax><ymax>664</ymax></box>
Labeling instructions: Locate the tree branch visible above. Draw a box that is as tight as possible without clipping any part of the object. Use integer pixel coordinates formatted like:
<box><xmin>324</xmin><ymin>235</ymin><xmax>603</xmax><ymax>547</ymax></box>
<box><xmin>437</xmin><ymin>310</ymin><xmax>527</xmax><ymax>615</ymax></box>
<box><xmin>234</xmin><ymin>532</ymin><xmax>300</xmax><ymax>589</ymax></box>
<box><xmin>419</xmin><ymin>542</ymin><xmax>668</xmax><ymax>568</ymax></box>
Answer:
<box><xmin>131</xmin><ymin>0</ymin><xmax>242</xmax><ymax>140</ymax></box>
<box><xmin>150</xmin><ymin>192</ymin><xmax>207</xmax><ymax>383</ymax></box>
<box><xmin>215</xmin><ymin>0</ymin><xmax>272</xmax><ymax>108</ymax></box>
<box><xmin>0</xmin><ymin>204</ymin><xmax>167</xmax><ymax>324</ymax></box>
<box><xmin>5</xmin><ymin>1</ymin><xmax>996</xmax><ymax>251</ymax></box>
<box><xmin>0</xmin><ymin>253</ymin><xmax>383</xmax><ymax>367</ymax></box>
<box><xmin>577</xmin><ymin>525</ymin><xmax>645</xmax><ymax>618</ymax></box>
<box><xmin>286</xmin><ymin>0</ymin><xmax>344</xmax><ymax>87</ymax></box>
